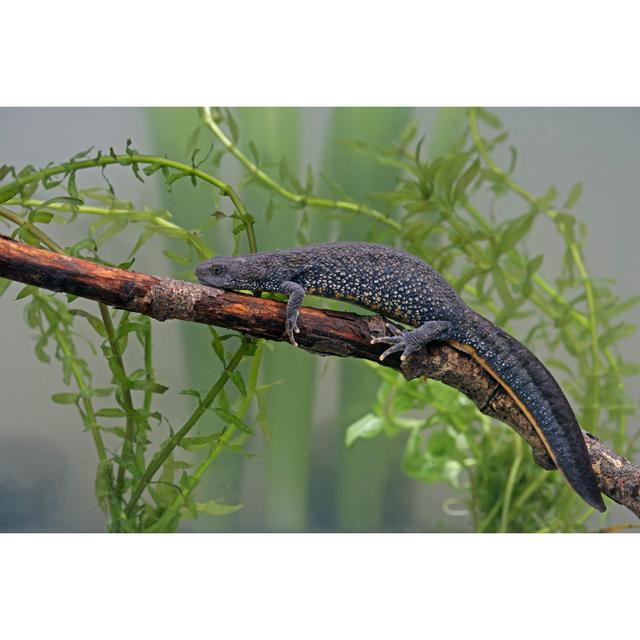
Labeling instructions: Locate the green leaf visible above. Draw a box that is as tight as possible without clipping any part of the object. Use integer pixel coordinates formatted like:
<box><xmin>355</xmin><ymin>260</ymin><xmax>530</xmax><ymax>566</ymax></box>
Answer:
<box><xmin>25</xmin><ymin>302</ymin><xmax>41</xmax><ymax>329</ymax></box>
<box><xmin>143</xmin><ymin>162</ymin><xmax>164</xmax><ymax>177</ymax></box>
<box><xmin>180</xmin><ymin>433</ymin><xmax>221</xmax><ymax>452</ymax></box>
<box><xmin>70</xmin><ymin>146</ymin><xmax>95</xmax><ymax>162</ymax></box>
<box><xmin>17</xmin><ymin>226</ymin><xmax>41</xmax><ymax>247</ymax></box>
<box><xmin>0</xmin><ymin>277</ymin><xmax>10</xmax><ymax>298</ymax></box>
<box><xmin>91</xmin><ymin>387</ymin><xmax>115</xmax><ymax>397</ymax></box>
<box><xmin>196</xmin><ymin>500</ymin><xmax>243</xmax><ymax>516</ymax></box>
<box><xmin>507</xmin><ymin>146</ymin><xmax>518</xmax><ymax>174</ymax></box>
<box><xmin>27</xmin><ymin>209</ymin><xmax>54</xmax><ymax>224</ymax></box>
<box><xmin>305</xmin><ymin>164</ymin><xmax>314</xmax><ymax>194</ymax></box>
<box><xmin>345</xmin><ymin>413</ymin><xmax>385</xmax><ymax>447</ymax></box>
<box><xmin>414</xmin><ymin>135</ymin><xmax>426</xmax><ymax>169</ymax></box>
<box><xmin>231</xmin><ymin>371</ymin><xmax>247</xmax><ymax>396</ymax></box>
<box><xmin>67</xmin><ymin>171</ymin><xmax>79</xmax><ymax>199</ymax></box>
<box><xmin>602</xmin><ymin>295</ymin><xmax>640</xmax><ymax>319</ymax></box>
<box><xmin>618</xmin><ymin>361</ymin><xmax>640</xmax><ymax>377</ymax></box>
<box><xmin>126</xmin><ymin>379</ymin><xmax>169</xmax><ymax>394</ymax></box>
<box><xmin>95</xmin><ymin>408</ymin><xmax>127</xmax><ymax>418</ymax></box>
<box><xmin>34</xmin><ymin>335</ymin><xmax>50</xmax><ymax>363</ymax></box>
<box><xmin>190</xmin><ymin>147</ymin><xmax>202</xmax><ymax>168</ymax></box>
<box><xmin>600</xmin><ymin>323</ymin><xmax>636</xmax><ymax>349</ymax></box>
<box><xmin>248</xmin><ymin>141</ymin><xmax>260</xmax><ymax>165</ymax></box>
<box><xmin>128</xmin><ymin>228</ymin><xmax>155</xmax><ymax>258</ymax></box>
<box><xmin>402</xmin><ymin>428</ymin><xmax>464</xmax><ymax>488</ymax></box>
<box><xmin>493</xmin><ymin>270</ymin><xmax>515</xmax><ymax>311</ymax></box>
<box><xmin>214</xmin><ymin>408</ymin><xmax>254</xmax><ymax>434</ymax></box>
<box><xmin>180</xmin><ymin>388</ymin><xmax>202</xmax><ymax>399</ymax></box>
<box><xmin>208</xmin><ymin>327</ymin><xmax>226</xmax><ymax>361</ymax></box>
<box><xmin>125</xmin><ymin>138</ymin><xmax>139</xmax><ymax>157</ymax></box>
<box><xmin>51</xmin><ymin>392</ymin><xmax>79</xmax><ymax>404</ymax></box>
<box><xmin>163</xmin><ymin>249</ymin><xmax>192</xmax><ymax>265</ymax></box>
<box><xmin>0</xmin><ymin>164</ymin><xmax>13</xmax><ymax>181</ymax></box>
<box><xmin>95</xmin><ymin>218</ymin><xmax>128</xmax><ymax>247</ymax></box>
<box><xmin>69</xmin><ymin>309</ymin><xmax>107</xmax><ymax>337</ymax></box>
<box><xmin>17</xmin><ymin>165</ymin><xmax>37</xmax><ymax>199</ymax></box>
<box><xmin>0</xmin><ymin>182</ymin><xmax>21</xmax><ymax>204</ymax></box>
<box><xmin>563</xmin><ymin>182</ymin><xmax>583</xmax><ymax>209</ymax></box>
<box><xmin>497</xmin><ymin>212</ymin><xmax>535</xmax><ymax>255</ymax></box>
<box><xmin>476</xmin><ymin>108</ymin><xmax>502</xmax><ymax>129</ymax></box>
<box><xmin>67</xmin><ymin>238</ymin><xmax>98</xmax><ymax>256</ymax></box>
<box><xmin>16</xmin><ymin>285</ymin><xmax>36</xmax><ymax>300</ymax></box>
<box><xmin>180</xmin><ymin>494</ymin><xmax>199</xmax><ymax>521</ymax></box>
<box><xmin>225</xmin><ymin>109</ymin><xmax>239</xmax><ymax>144</ymax></box>
<box><xmin>526</xmin><ymin>255</ymin><xmax>544</xmax><ymax>275</ymax></box>
<box><xmin>94</xmin><ymin>460</ymin><xmax>113</xmax><ymax>514</ymax></box>
<box><xmin>279</xmin><ymin>156</ymin><xmax>289</xmax><ymax>182</ymax></box>
<box><xmin>41</xmin><ymin>195</ymin><xmax>82</xmax><ymax>209</ymax></box>
<box><xmin>118</xmin><ymin>258</ymin><xmax>135</xmax><ymax>270</ymax></box>
<box><xmin>453</xmin><ymin>159</ymin><xmax>480</xmax><ymax>202</ymax></box>
<box><xmin>164</xmin><ymin>459</ymin><xmax>194</xmax><ymax>471</ymax></box>
<box><xmin>399</xmin><ymin>122</ymin><xmax>417</xmax><ymax>145</ymax></box>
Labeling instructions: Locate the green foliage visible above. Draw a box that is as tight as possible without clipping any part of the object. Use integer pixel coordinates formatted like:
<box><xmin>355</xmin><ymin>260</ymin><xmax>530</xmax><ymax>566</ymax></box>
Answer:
<box><xmin>0</xmin><ymin>107</ymin><xmax>637</xmax><ymax>532</ymax></box>
<box><xmin>342</xmin><ymin>108</ymin><xmax>638</xmax><ymax>531</ymax></box>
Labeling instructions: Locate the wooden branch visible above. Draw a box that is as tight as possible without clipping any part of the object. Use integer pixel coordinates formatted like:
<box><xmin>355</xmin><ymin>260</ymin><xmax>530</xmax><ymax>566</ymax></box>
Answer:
<box><xmin>1</xmin><ymin>234</ymin><xmax>639</xmax><ymax>518</ymax></box>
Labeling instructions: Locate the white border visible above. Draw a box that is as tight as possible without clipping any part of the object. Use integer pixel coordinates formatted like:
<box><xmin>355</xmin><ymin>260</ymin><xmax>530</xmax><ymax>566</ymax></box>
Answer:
<box><xmin>2</xmin><ymin>534</ymin><xmax>638</xmax><ymax>637</ymax></box>
<box><xmin>3</xmin><ymin>1</ymin><xmax>640</xmax><ymax>105</ymax></box>
<box><xmin>1</xmin><ymin>1</ymin><xmax>638</xmax><ymax>636</ymax></box>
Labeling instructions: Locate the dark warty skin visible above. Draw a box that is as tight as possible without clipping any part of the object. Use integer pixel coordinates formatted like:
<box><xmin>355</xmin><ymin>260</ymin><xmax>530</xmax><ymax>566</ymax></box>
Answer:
<box><xmin>196</xmin><ymin>241</ymin><xmax>605</xmax><ymax>512</ymax></box>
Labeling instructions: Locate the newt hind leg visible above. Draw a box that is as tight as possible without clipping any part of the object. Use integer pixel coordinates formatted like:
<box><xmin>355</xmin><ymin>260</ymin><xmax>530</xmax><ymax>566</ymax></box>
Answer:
<box><xmin>371</xmin><ymin>320</ymin><xmax>452</xmax><ymax>361</ymax></box>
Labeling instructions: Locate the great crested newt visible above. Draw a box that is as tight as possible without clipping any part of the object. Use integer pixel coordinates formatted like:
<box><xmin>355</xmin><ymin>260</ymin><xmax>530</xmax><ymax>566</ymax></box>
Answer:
<box><xmin>196</xmin><ymin>241</ymin><xmax>605</xmax><ymax>512</ymax></box>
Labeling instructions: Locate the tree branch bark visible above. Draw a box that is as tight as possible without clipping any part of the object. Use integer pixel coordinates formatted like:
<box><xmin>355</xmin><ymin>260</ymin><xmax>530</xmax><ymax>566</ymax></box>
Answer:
<box><xmin>1</xmin><ymin>235</ymin><xmax>639</xmax><ymax>518</ymax></box>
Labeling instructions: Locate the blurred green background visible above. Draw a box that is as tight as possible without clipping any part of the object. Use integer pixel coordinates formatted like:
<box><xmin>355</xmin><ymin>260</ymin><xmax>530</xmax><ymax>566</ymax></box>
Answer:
<box><xmin>1</xmin><ymin>108</ymin><xmax>639</xmax><ymax>531</ymax></box>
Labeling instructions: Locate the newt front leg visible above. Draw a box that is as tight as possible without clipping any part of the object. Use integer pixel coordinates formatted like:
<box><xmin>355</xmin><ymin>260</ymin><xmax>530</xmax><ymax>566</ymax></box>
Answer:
<box><xmin>280</xmin><ymin>281</ymin><xmax>305</xmax><ymax>346</ymax></box>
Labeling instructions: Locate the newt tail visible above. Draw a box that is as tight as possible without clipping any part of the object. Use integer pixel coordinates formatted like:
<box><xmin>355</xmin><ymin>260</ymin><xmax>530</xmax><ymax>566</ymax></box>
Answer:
<box><xmin>451</xmin><ymin>312</ymin><xmax>605</xmax><ymax>512</ymax></box>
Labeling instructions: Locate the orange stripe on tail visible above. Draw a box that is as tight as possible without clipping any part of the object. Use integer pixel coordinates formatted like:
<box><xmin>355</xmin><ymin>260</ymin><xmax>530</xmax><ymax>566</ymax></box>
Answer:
<box><xmin>449</xmin><ymin>339</ymin><xmax>562</xmax><ymax>471</ymax></box>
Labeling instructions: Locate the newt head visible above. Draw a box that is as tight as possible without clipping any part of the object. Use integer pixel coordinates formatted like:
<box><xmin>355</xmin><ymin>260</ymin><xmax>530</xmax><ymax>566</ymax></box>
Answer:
<box><xmin>196</xmin><ymin>255</ymin><xmax>268</xmax><ymax>290</ymax></box>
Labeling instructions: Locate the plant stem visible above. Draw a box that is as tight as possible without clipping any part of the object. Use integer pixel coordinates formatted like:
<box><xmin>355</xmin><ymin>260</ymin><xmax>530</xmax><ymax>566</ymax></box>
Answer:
<box><xmin>499</xmin><ymin>435</ymin><xmax>523</xmax><ymax>532</ymax></box>
<box><xmin>124</xmin><ymin>342</ymin><xmax>249</xmax><ymax>520</ymax></box>
<box><xmin>47</xmin><ymin>311</ymin><xmax>108</xmax><ymax>461</ymax></box>
<box><xmin>98</xmin><ymin>304</ymin><xmax>137</xmax><ymax>503</ymax></box>
<box><xmin>512</xmin><ymin>470</ymin><xmax>548</xmax><ymax>511</ymax></box>
<box><xmin>6</xmin><ymin>198</ymin><xmax>211</xmax><ymax>258</ymax></box>
<box><xmin>468</xmin><ymin>108</ymin><xmax>603</xmax><ymax>426</ymax></box>
<box><xmin>147</xmin><ymin>342</ymin><xmax>264</xmax><ymax>532</ymax></box>
<box><xmin>0</xmin><ymin>151</ymin><xmax>257</xmax><ymax>253</ymax></box>
<box><xmin>142</xmin><ymin>317</ymin><xmax>154</xmax><ymax>415</ymax></box>
<box><xmin>477</xmin><ymin>497</ymin><xmax>503</xmax><ymax>533</ymax></box>
<box><xmin>147</xmin><ymin>427</ymin><xmax>235</xmax><ymax>532</ymax></box>
<box><xmin>200</xmin><ymin>107</ymin><xmax>402</xmax><ymax>232</ymax></box>
<box><xmin>0</xmin><ymin>206</ymin><xmax>64</xmax><ymax>252</ymax></box>
<box><xmin>0</xmin><ymin>206</ymin><xmax>118</xmax><ymax>525</ymax></box>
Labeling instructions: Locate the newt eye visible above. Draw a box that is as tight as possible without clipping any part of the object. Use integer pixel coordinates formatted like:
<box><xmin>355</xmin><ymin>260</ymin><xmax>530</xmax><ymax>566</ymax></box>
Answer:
<box><xmin>210</xmin><ymin>265</ymin><xmax>225</xmax><ymax>276</ymax></box>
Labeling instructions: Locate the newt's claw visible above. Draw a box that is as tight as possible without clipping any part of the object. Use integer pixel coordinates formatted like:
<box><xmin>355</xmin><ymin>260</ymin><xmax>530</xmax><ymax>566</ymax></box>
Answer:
<box><xmin>378</xmin><ymin>339</ymin><xmax>407</xmax><ymax>361</ymax></box>
<box><xmin>371</xmin><ymin>335</ymin><xmax>400</xmax><ymax>346</ymax></box>
<box><xmin>385</xmin><ymin>322</ymin><xmax>403</xmax><ymax>336</ymax></box>
<box><xmin>285</xmin><ymin>316</ymin><xmax>300</xmax><ymax>347</ymax></box>
<box><xmin>373</xmin><ymin>322</ymin><xmax>424</xmax><ymax>362</ymax></box>
<box><xmin>372</xmin><ymin>322</ymin><xmax>410</xmax><ymax>361</ymax></box>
